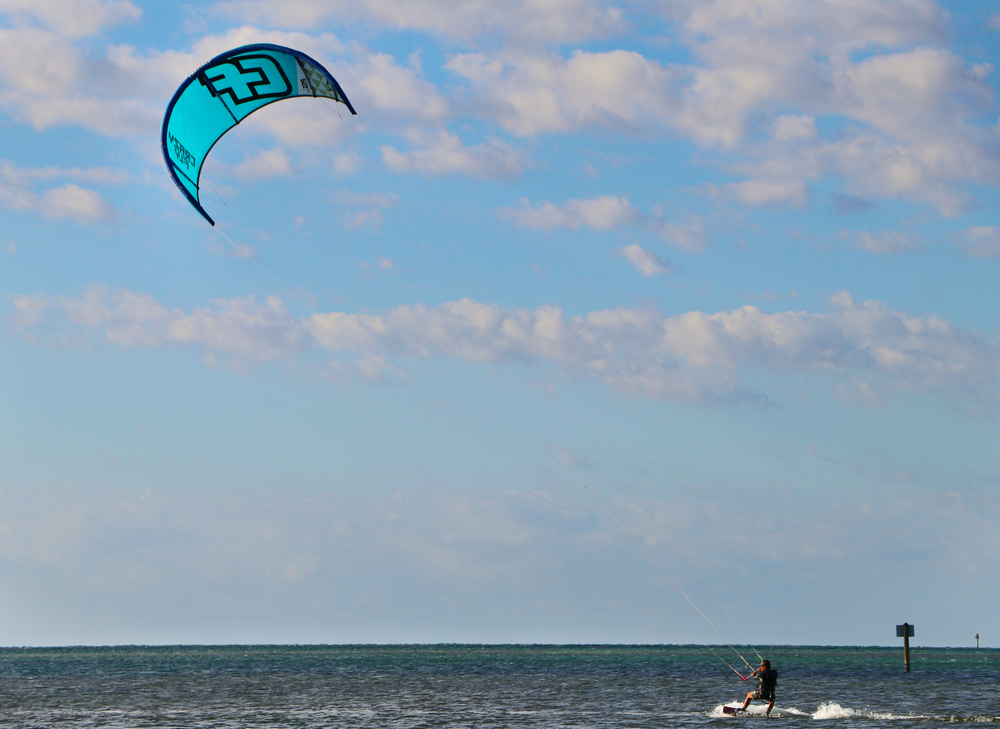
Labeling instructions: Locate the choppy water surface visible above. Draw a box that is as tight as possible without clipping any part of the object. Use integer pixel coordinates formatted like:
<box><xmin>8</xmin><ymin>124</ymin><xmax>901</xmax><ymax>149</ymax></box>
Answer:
<box><xmin>0</xmin><ymin>644</ymin><xmax>997</xmax><ymax>728</ymax></box>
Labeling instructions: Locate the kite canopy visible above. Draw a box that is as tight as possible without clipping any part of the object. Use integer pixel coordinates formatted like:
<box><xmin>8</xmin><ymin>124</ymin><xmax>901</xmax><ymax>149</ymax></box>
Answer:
<box><xmin>162</xmin><ymin>43</ymin><xmax>357</xmax><ymax>225</ymax></box>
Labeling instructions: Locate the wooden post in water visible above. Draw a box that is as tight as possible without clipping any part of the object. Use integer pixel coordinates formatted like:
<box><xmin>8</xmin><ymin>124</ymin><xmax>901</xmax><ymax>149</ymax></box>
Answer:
<box><xmin>903</xmin><ymin>626</ymin><xmax>910</xmax><ymax>673</ymax></box>
<box><xmin>896</xmin><ymin>623</ymin><xmax>914</xmax><ymax>672</ymax></box>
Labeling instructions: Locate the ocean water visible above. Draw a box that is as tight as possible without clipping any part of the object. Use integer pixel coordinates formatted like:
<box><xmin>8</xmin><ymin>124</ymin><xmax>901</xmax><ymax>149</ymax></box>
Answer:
<box><xmin>0</xmin><ymin>644</ymin><xmax>996</xmax><ymax>727</ymax></box>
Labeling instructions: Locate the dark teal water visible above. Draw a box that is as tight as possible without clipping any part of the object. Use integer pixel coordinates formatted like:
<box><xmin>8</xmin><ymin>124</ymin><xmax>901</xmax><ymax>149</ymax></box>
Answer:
<box><xmin>0</xmin><ymin>645</ymin><xmax>996</xmax><ymax>727</ymax></box>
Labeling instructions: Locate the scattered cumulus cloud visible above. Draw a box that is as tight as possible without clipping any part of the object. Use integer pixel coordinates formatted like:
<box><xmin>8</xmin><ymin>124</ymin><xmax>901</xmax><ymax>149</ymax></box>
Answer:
<box><xmin>358</xmin><ymin>256</ymin><xmax>394</xmax><ymax>271</ymax></box>
<box><xmin>0</xmin><ymin>160</ymin><xmax>128</xmax><ymax>187</ymax></box>
<box><xmin>436</xmin><ymin>1</ymin><xmax>999</xmax><ymax>213</ymax></box>
<box><xmin>211</xmin><ymin>0</ymin><xmax>627</xmax><ymax>45</ymax></box>
<box><xmin>332</xmin><ymin>151</ymin><xmax>362</xmax><ymax>176</ymax></box>
<box><xmin>850</xmin><ymin>230</ymin><xmax>921</xmax><ymax>255</ymax></box>
<box><xmin>0</xmin><ymin>28</ymin><xmax>166</xmax><ymax>135</ymax></box>
<box><xmin>0</xmin><ymin>0</ymin><xmax>141</xmax><ymax>38</ymax></box>
<box><xmin>14</xmin><ymin>286</ymin><xmax>305</xmax><ymax>358</ymax></box>
<box><xmin>344</xmin><ymin>209</ymin><xmax>384</xmax><ymax>229</ymax></box>
<box><xmin>218</xmin><ymin>92</ymin><xmax>357</xmax><ymax>149</ymax></box>
<box><xmin>654</xmin><ymin>217</ymin><xmax>709</xmax><ymax>253</ymax></box>
<box><xmin>380</xmin><ymin>130</ymin><xmax>528</xmax><ymax>179</ymax></box>
<box><xmin>231</xmin><ymin>147</ymin><xmax>293</xmax><ymax>180</ymax></box>
<box><xmin>727</xmin><ymin>179</ymin><xmax>810</xmax><ymax>208</ymax></box>
<box><xmin>616</xmin><ymin>244</ymin><xmax>676</xmax><ymax>277</ymax></box>
<box><xmin>446</xmin><ymin>49</ymin><xmax>679</xmax><ymax>137</ymax></box>
<box><xmin>502</xmin><ymin>195</ymin><xmax>644</xmax><ymax>231</ymax></box>
<box><xmin>332</xmin><ymin>190</ymin><xmax>400</xmax><ymax>208</ymax></box>
<box><xmin>334</xmin><ymin>190</ymin><xmax>398</xmax><ymax>230</ymax></box>
<box><xmin>0</xmin><ymin>160</ymin><xmax>123</xmax><ymax>223</ymax></box>
<box><xmin>209</xmin><ymin>241</ymin><xmax>258</xmax><ymax>259</ymax></box>
<box><xmin>14</xmin><ymin>286</ymin><xmax>1000</xmax><ymax>408</ymax></box>
<box><xmin>832</xmin><ymin>193</ymin><xmax>876</xmax><ymax>215</ymax></box>
<box><xmin>0</xmin><ymin>25</ymin><xmax>419</xmax><ymax>145</ymax></box>
<box><xmin>347</xmin><ymin>47</ymin><xmax>449</xmax><ymax>124</ymax></box>
<box><xmin>0</xmin><ymin>480</ymin><xmax>998</xmax><ymax>643</ymax></box>
<box><xmin>40</xmin><ymin>183</ymin><xmax>117</xmax><ymax>223</ymax></box>
<box><xmin>0</xmin><ymin>1</ymin><xmax>996</xmax><ymax>214</ymax></box>
<box><xmin>553</xmin><ymin>446</ymin><xmax>596</xmax><ymax>470</ymax></box>
<box><xmin>832</xmin><ymin>376</ymin><xmax>885</xmax><ymax>408</ymax></box>
<box><xmin>960</xmin><ymin>226</ymin><xmax>1000</xmax><ymax>259</ymax></box>
<box><xmin>500</xmin><ymin>196</ymin><xmax>708</xmax><ymax>251</ymax></box>
<box><xmin>772</xmin><ymin>114</ymin><xmax>817</xmax><ymax>142</ymax></box>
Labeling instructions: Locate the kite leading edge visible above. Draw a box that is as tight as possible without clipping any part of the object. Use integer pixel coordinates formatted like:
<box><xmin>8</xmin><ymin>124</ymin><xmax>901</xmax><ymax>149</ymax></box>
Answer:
<box><xmin>161</xmin><ymin>43</ymin><xmax>357</xmax><ymax>226</ymax></box>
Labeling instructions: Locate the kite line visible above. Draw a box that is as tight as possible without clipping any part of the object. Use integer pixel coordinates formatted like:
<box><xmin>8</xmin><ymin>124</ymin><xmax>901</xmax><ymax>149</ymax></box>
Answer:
<box><xmin>559</xmin><ymin>463</ymin><xmax>754</xmax><ymax>678</ymax></box>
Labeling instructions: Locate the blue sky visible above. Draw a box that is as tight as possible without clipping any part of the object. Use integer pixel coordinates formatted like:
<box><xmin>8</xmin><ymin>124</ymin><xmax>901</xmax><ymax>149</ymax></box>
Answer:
<box><xmin>1</xmin><ymin>0</ymin><xmax>999</xmax><ymax>648</ymax></box>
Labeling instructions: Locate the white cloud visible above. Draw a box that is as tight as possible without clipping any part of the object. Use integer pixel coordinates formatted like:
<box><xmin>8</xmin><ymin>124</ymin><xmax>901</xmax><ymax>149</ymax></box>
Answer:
<box><xmin>21</xmin><ymin>286</ymin><xmax>307</xmax><ymax>358</ymax></box>
<box><xmin>727</xmin><ymin>179</ymin><xmax>810</xmax><ymax>208</ymax></box>
<box><xmin>446</xmin><ymin>49</ymin><xmax>679</xmax><ymax>137</ymax></box>
<box><xmin>345</xmin><ymin>209</ymin><xmax>385</xmax><ymax>229</ymax></box>
<box><xmin>832</xmin><ymin>376</ymin><xmax>885</xmax><ymax>408</ymax></box>
<box><xmin>229</xmin><ymin>100</ymin><xmax>357</xmax><ymax>149</ymax></box>
<box><xmin>960</xmin><ymin>226</ymin><xmax>1000</xmax><ymax>259</ymax></box>
<box><xmin>332</xmin><ymin>190</ymin><xmax>399</xmax><ymax>208</ymax></box>
<box><xmin>332</xmin><ymin>151</ymin><xmax>362</xmax><ymax>176</ymax></box>
<box><xmin>729</xmin><ymin>130</ymin><xmax>987</xmax><ymax>216</ymax></box>
<box><xmin>772</xmin><ymin>114</ymin><xmax>817</xmax><ymax>142</ymax></box>
<box><xmin>1</xmin><ymin>2</ymin><xmax>992</xmax><ymax>221</ymax></box>
<box><xmin>0</xmin><ymin>160</ymin><xmax>123</xmax><ymax>222</ymax></box>
<box><xmin>209</xmin><ymin>241</ymin><xmax>258</xmax><ymax>259</ymax></box>
<box><xmin>0</xmin><ymin>29</ymin><xmax>167</xmax><ymax>135</ymax></box>
<box><xmin>850</xmin><ymin>230</ymin><xmax>921</xmax><ymax>254</ymax></box>
<box><xmin>677</xmin><ymin>4</ymin><xmax>998</xmax><ymax>212</ymax></box>
<box><xmin>0</xmin><ymin>160</ymin><xmax>128</xmax><ymax>187</ymax></box>
<box><xmin>672</xmin><ymin>0</ymin><xmax>951</xmax><ymax>146</ymax></box>
<box><xmin>230</xmin><ymin>147</ymin><xmax>293</xmax><ymax>180</ymax></box>
<box><xmin>833</xmin><ymin>48</ymin><xmax>992</xmax><ymax>143</ymax></box>
<box><xmin>334</xmin><ymin>190</ymin><xmax>398</xmax><ymax>230</ymax></box>
<box><xmin>500</xmin><ymin>196</ymin><xmax>708</xmax><ymax>251</ymax></box>
<box><xmin>0</xmin><ymin>27</ymin><xmax>359</xmax><ymax>139</ymax></box>
<box><xmin>438</xmin><ymin>2</ymin><xmax>998</xmax><ymax>214</ymax></box>
<box><xmin>211</xmin><ymin>0</ymin><xmax>627</xmax><ymax>45</ymax></box>
<box><xmin>40</xmin><ymin>183</ymin><xmax>117</xmax><ymax>223</ymax></box>
<box><xmin>617</xmin><ymin>244</ymin><xmax>676</xmax><ymax>277</ymax></box>
<box><xmin>652</xmin><ymin>216</ymin><xmax>708</xmax><ymax>253</ymax></box>
<box><xmin>380</xmin><ymin>130</ymin><xmax>528</xmax><ymax>179</ymax></box>
<box><xmin>1</xmin><ymin>479</ymin><xmax>999</xmax><ymax>644</ymax></box>
<box><xmin>16</xmin><ymin>286</ymin><xmax>1000</xmax><ymax>407</ymax></box>
<box><xmin>502</xmin><ymin>195</ymin><xmax>644</xmax><ymax>230</ymax></box>
<box><xmin>347</xmin><ymin>47</ymin><xmax>449</xmax><ymax>124</ymax></box>
<box><xmin>0</xmin><ymin>0</ymin><xmax>141</xmax><ymax>38</ymax></box>
<box><xmin>11</xmin><ymin>293</ymin><xmax>47</xmax><ymax>326</ymax></box>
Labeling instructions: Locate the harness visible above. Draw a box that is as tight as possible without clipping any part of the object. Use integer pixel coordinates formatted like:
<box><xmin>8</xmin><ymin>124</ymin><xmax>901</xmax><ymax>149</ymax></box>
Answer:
<box><xmin>757</xmin><ymin>669</ymin><xmax>778</xmax><ymax>698</ymax></box>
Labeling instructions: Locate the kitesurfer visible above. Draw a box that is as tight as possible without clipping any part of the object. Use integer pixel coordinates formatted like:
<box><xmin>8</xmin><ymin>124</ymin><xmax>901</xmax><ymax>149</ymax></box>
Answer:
<box><xmin>742</xmin><ymin>659</ymin><xmax>777</xmax><ymax>715</ymax></box>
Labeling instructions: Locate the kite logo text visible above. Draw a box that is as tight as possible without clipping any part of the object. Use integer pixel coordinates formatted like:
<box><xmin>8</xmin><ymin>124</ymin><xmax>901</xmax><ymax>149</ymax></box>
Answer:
<box><xmin>168</xmin><ymin>133</ymin><xmax>196</xmax><ymax>170</ymax></box>
<box><xmin>201</xmin><ymin>55</ymin><xmax>293</xmax><ymax>105</ymax></box>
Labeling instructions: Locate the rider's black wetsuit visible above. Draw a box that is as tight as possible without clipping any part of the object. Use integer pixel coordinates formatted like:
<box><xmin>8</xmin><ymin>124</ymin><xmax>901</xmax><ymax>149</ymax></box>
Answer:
<box><xmin>752</xmin><ymin>668</ymin><xmax>778</xmax><ymax>702</ymax></box>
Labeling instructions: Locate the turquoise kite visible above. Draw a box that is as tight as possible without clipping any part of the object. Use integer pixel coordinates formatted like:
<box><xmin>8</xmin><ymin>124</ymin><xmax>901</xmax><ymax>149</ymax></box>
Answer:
<box><xmin>162</xmin><ymin>43</ymin><xmax>357</xmax><ymax>225</ymax></box>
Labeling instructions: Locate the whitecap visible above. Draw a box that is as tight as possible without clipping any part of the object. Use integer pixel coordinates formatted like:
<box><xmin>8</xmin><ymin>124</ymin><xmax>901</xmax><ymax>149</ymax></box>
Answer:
<box><xmin>812</xmin><ymin>701</ymin><xmax>923</xmax><ymax>720</ymax></box>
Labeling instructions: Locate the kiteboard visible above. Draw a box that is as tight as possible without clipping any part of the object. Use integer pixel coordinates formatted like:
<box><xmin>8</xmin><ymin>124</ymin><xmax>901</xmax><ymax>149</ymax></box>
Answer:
<box><xmin>723</xmin><ymin>705</ymin><xmax>781</xmax><ymax>718</ymax></box>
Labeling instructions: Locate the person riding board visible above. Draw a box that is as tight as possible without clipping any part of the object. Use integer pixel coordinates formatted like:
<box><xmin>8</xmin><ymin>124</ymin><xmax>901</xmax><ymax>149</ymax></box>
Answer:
<box><xmin>742</xmin><ymin>659</ymin><xmax>777</xmax><ymax>715</ymax></box>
